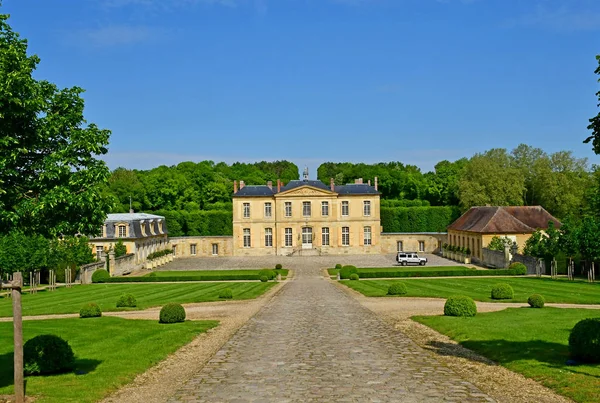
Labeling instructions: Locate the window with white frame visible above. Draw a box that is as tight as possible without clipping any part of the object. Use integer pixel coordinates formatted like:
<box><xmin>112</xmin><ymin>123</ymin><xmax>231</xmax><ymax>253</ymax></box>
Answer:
<box><xmin>264</xmin><ymin>202</ymin><xmax>272</xmax><ymax>218</ymax></box>
<box><xmin>322</xmin><ymin>227</ymin><xmax>330</xmax><ymax>246</ymax></box>
<box><xmin>419</xmin><ymin>241</ymin><xmax>425</xmax><ymax>252</ymax></box>
<box><xmin>364</xmin><ymin>226</ymin><xmax>372</xmax><ymax>245</ymax></box>
<box><xmin>243</xmin><ymin>203</ymin><xmax>250</xmax><ymax>218</ymax></box>
<box><xmin>118</xmin><ymin>224</ymin><xmax>127</xmax><ymax>238</ymax></box>
<box><xmin>285</xmin><ymin>202</ymin><xmax>292</xmax><ymax>217</ymax></box>
<box><xmin>96</xmin><ymin>246</ymin><xmax>104</xmax><ymax>259</ymax></box>
<box><xmin>342</xmin><ymin>227</ymin><xmax>350</xmax><ymax>246</ymax></box>
<box><xmin>302</xmin><ymin>201</ymin><xmax>311</xmax><ymax>217</ymax></box>
<box><xmin>265</xmin><ymin>228</ymin><xmax>273</xmax><ymax>247</ymax></box>
<box><xmin>212</xmin><ymin>244</ymin><xmax>218</xmax><ymax>255</ymax></box>
<box><xmin>243</xmin><ymin>228</ymin><xmax>251</xmax><ymax>247</ymax></box>
<box><xmin>284</xmin><ymin>228</ymin><xmax>293</xmax><ymax>247</ymax></box>
<box><xmin>397</xmin><ymin>241</ymin><xmax>403</xmax><ymax>252</ymax></box>
<box><xmin>363</xmin><ymin>201</ymin><xmax>371</xmax><ymax>216</ymax></box>
<box><xmin>321</xmin><ymin>201</ymin><xmax>329</xmax><ymax>216</ymax></box>
<box><xmin>172</xmin><ymin>245</ymin><xmax>177</xmax><ymax>256</ymax></box>
<box><xmin>190</xmin><ymin>244</ymin><xmax>197</xmax><ymax>256</ymax></box>
<box><xmin>341</xmin><ymin>201</ymin><xmax>349</xmax><ymax>216</ymax></box>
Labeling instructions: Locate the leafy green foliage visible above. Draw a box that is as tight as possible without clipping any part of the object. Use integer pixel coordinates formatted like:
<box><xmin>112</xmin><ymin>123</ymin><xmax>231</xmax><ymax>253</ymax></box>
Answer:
<box><xmin>488</xmin><ymin>236</ymin><xmax>516</xmax><ymax>252</ymax></box>
<box><xmin>569</xmin><ymin>318</ymin><xmax>600</xmax><ymax>363</ymax></box>
<box><xmin>258</xmin><ymin>269</ymin><xmax>276</xmax><ymax>280</ymax></box>
<box><xmin>352</xmin><ymin>267</ymin><xmax>527</xmax><ymax>278</ymax></box>
<box><xmin>387</xmin><ymin>282</ymin><xmax>408</xmax><ymax>295</ymax></box>
<box><xmin>91</xmin><ymin>269</ymin><xmax>110</xmax><ymax>283</ymax></box>
<box><xmin>528</xmin><ymin>294</ymin><xmax>545</xmax><ymax>308</ymax></box>
<box><xmin>381</xmin><ymin>206</ymin><xmax>460</xmax><ymax>233</ymax></box>
<box><xmin>159</xmin><ymin>303</ymin><xmax>186</xmax><ymax>324</ymax></box>
<box><xmin>114</xmin><ymin>240</ymin><xmax>127</xmax><ymax>258</ymax></box>
<box><xmin>491</xmin><ymin>283</ymin><xmax>514</xmax><ymax>300</ymax></box>
<box><xmin>444</xmin><ymin>296</ymin><xmax>477</xmax><ymax>317</ymax></box>
<box><xmin>23</xmin><ymin>334</ymin><xmax>75</xmax><ymax>375</ymax></box>
<box><xmin>259</xmin><ymin>276</ymin><xmax>268</xmax><ymax>282</ymax></box>
<box><xmin>0</xmin><ymin>14</ymin><xmax>113</xmax><ymax>237</ymax></box>
<box><xmin>335</xmin><ymin>264</ymin><xmax>342</xmax><ymax>270</ymax></box>
<box><xmin>275</xmin><ymin>263</ymin><xmax>282</xmax><ymax>270</ymax></box>
<box><xmin>219</xmin><ymin>288</ymin><xmax>233</xmax><ymax>299</ymax></box>
<box><xmin>349</xmin><ymin>273</ymin><xmax>359</xmax><ymax>280</ymax></box>
<box><xmin>508</xmin><ymin>262</ymin><xmax>527</xmax><ymax>275</ymax></box>
<box><xmin>116</xmin><ymin>294</ymin><xmax>137</xmax><ymax>308</ymax></box>
<box><xmin>79</xmin><ymin>302</ymin><xmax>102</xmax><ymax>318</ymax></box>
<box><xmin>339</xmin><ymin>265</ymin><xmax>358</xmax><ymax>279</ymax></box>
<box><xmin>584</xmin><ymin>55</ymin><xmax>600</xmax><ymax>154</ymax></box>
<box><xmin>147</xmin><ymin>249</ymin><xmax>172</xmax><ymax>261</ymax></box>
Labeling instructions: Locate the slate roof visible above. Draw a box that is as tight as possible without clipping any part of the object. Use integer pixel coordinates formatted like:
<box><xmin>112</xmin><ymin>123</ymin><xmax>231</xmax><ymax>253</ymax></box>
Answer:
<box><xmin>233</xmin><ymin>180</ymin><xmax>380</xmax><ymax>197</ymax></box>
<box><xmin>335</xmin><ymin>184</ymin><xmax>380</xmax><ymax>195</ymax></box>
<box><xmin>447</xmin><ymin>206</ymin><xmax>561</xmax><ymax>234</ymax></box>
<box><xmin>280</xmin><ymin>180</ymin><xmax>331</xmax><ymax>192</ymax></box>
<box><xmin>234</xmin><ymin>185</ymin><xmax>276</xmax><ymax>197</ymax></box>
<box><xmin>92</xmin><ymin>213</ymin><xmax>168</xmax><ymax>239</ymax></box>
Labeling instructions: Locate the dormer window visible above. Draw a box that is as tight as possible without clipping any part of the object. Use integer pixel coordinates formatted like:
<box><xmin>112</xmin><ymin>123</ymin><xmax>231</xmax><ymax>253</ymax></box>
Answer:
<box><xmin>140</xmin><ymin>220</ymin><xmax>146</xmax><ymax>236</ymax></box>
<box><xmin>118</xmin><ymin>224</ymin><xmax>127</xmax><ymax>238</ymax></box>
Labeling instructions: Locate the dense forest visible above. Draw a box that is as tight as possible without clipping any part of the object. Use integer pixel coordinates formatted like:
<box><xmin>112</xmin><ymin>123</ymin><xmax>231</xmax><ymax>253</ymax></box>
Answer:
<box><xmin>104</xmin><ymin>144</ymin><xmax>597</xmax><ymax>236</ymax></box>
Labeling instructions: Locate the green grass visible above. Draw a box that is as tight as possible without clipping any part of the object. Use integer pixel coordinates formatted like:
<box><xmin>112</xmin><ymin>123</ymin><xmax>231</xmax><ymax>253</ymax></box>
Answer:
<box><xmin>0</xmin><ymin>282</ymin><xmax>275</xmax><ymax>317</ymax></box>
<box><xmin>140</xmin><ymin>269</ymin><xmax>289</xmax><ymax>281</ymax></box>
<box><xmin>341</xmin><ymin>277</ymin><xmax>600</xmax><ymax>304</ymax></box>
<box><xmin>0</xmin><ymin>317</ymin><xmax>217</xmax><ymax>403</ymax></box>
<box><xmin>327</xmin><ymin>266</ymin><xmax>470</xmax><ymax>275</ymax></box>
<box><xmin>414</xmin><ymin>308</ymin><xmax>600</xmax><ymax>403</ymax></box>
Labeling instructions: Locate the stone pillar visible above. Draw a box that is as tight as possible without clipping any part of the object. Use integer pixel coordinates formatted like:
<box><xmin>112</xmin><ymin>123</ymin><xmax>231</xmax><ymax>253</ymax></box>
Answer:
<box><xmin>108</xmin><ymin>250</ymin><xmax>116</xmax><ymax>276</ymax></box>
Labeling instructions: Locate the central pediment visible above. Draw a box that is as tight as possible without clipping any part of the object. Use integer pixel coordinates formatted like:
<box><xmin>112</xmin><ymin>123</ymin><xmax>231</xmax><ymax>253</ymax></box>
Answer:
<box><xmin>275</xmin><ymin>185</ymin><xmax>336</xmax><ymax>197</ymax></box>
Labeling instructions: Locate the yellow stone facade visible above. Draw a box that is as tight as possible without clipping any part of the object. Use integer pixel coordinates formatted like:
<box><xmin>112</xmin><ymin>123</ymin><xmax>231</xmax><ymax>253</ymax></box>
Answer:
<box><xmin>447</xmin><ymin>230</ymin><xmax>531</xmax><ymax>262</ymax></box>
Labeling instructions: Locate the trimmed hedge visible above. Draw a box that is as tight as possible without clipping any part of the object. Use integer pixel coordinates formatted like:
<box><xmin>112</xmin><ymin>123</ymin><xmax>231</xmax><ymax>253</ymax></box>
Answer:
<box><xmin>335</xmin><ymin>264</ymin><xmax>342</xmax><ymax>270</ymax></box>
<box><xmin>92</xmin><ymin>269</ymin><xmax>110</xmax><ymax>283</ymax></box>
<box><xmin>444</xmin><ymin>296</ymin><xmax>477</xmax><ymax>317</ymax></box>
<box><xmin>387</xmin><ymin>283</ymin><xmax>408</xmax><ymax>295</ymax></box>
<box><xmin>104</xmin><ymin>274</ymin><xmax>276</xmax><ymax>282</ymax></box>
<box><xmin>79</xmin><ymin>302</ymin><xmax>102</xmax><ymax>318</ymax></box>
<box><xmin>339</xmin><ymin>265</ymin><xmax>358</xmax><ymax>279</ymax></box>
<box><xmin>159</xmin><ymin>303</ymin><xmax>186</xmax><ymax>324</ymax></box>
<box><xmin>116</xmin><ymin>294</ymin><xmax>137</xmax><ymax>308</ymax></box>
<box><xmin>24</xmin><ymin>334</ymin><xmax>75</xmax><ymax>375</ymax></box>
<box><xmin>258</xmin><ymin>269</ymin><xmax>277</xmax><ymax>280</ymax></box>
<box><xmin>381</xmin><ymin>206</ymin><xmax>461</xmax><ymax>233</ymax></box>
<box><xmin>354</xmin><ymin>268</ymin><xmax>527</xmax><ymax>279</ymax></box>
<box><xmin>219</xmin><ymin>288</ymin><xmax>233</xmax><ymax>299</ymax></box>
<box><xmin>491</xmin><ymin>283</ymin><xmax>514</xmax><ymax>300</ymax></box>
<box><xmin>275</xmin><ymin>264</ymin><xmax>282</xmax><ymax>270</ymax></box>
<box><xmin>260</xmin><ymin>276</ymin><xmax>268</xmax><ymax>282</ymax></box>
<box><xmin>349</xmin><ymin>273</ymin><xmax>359</xmax><ymax>281</ymax></box>
<box><xmin>508</xmin><ymin>262</ymin><xmax>527</xmax><ymax>274</ymax></box>
<box><xmin>569</xmin><ymin>318</ymin><xmax>600</xmax><ymax>363</ymax></box>
<box><xmin>528</xmin><ymin>294</ymin><xmax>545</xmax><ymax>308</ymax></box>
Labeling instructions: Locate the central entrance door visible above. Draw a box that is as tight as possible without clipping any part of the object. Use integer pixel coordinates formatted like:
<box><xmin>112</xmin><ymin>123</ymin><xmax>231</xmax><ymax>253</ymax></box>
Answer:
<box><xmin>302</xmin><ymin>227</ymin><xmax>313</xmax><ymax>249</ymax></box>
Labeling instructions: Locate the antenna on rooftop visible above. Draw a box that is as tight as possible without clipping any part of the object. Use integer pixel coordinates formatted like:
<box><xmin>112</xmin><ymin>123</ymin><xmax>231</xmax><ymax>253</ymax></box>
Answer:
<box><xmin>129</xmin><ymin>196</ymin><xmax>134</xmax><ymax>214</ymax></box>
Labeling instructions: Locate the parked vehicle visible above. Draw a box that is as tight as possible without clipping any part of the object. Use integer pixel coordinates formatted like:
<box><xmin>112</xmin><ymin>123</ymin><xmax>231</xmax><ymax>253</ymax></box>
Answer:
<box><xmin>396</xmin><ymin>252</ymin><xmax>427</xmax><ymax>266</ymax></box>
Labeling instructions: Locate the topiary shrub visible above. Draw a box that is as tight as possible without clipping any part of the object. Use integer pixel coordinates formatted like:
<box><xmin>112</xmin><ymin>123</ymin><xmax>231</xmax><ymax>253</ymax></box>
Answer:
<box><xmin>219</xmin><ymin>288</ymin><xmax>233</xmax><ymax>299</ymax></box>
<box><xmin>148</xmin><ymin>272</ymin><xmax>157</xmax><ymax>278</ymax></box>
<box><xmin>335</xmin><ymin>264</ymin><xmax>342</xmax><ymax>270</ymax></box>
<box><xmin>92</xmin><ymin>269</ymin><xmax>110</xmax><ymax>283</ymax></box>
<box><xmin>275</xmin><ymin>263</ymin><xmax>282</xmax><ymax>270</ymax></box>
<box><xmin>159</xmin><ymin>303</ymin><xmax>186</xmax><ymax>324</ymax></box>
<box><xmin>528</xmin><ymin>294</ymin><xmax>545</xmax><ymax>308</ymax></box>
<box><xmin>444</xmin><ymin>296</ymin><xmax>477</xmax><ymax>317</ymax></box>
<box><xmin>569</xmin><ymin>318</ymin><xmax>600</xmax><ymax>363</ymax></box>
<box><xmin>24</xmin><ymin>334</ymin><xmax>75</xmax><ymax>375</ymax></box>
<box><xmin>260</xmin><ymin>276</ymin><xmax>268</xmax><ymax>282</ymax></box>
<box><xmin>508</xmin><ymin>262</ymin><xmax>527</xmax><ymax>275</ymax></box>
<box><xmin>491</xmin><ymin>283</ymin><xmax>514</xmax><ymax>300</ymax></box>
<box><xmin>258</xmin><ymin>269</ymin><xmax>276</xmax><ymax>280</ymax></box>
<box><xmin>116</xmin><ymin>294</ymin><xmax>137</xmax><ymax>308</ymax></box>
<box><xmin>79</xmin><ymin>302</ymin><xmax>102</xmax><ymax>318</ymax></box>
<box><xmin>387</xmin><ymin>282</ymin><xmax>408</xmax><ymax>295</ymax></box>
<box><xmin>339</xmin><ymin>265</ymin><xmax>358</xmax><ymax>279</ymax></box>
<box><xmin>349</xmin><ymin>273</ymin><xmax>359</xmax><ymax>280</ymax></box>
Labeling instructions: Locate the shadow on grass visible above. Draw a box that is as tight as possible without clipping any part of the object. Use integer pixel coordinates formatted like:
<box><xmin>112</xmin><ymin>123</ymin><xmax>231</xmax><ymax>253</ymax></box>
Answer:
<box><xmin>0</xmin><ymin>352</ymin><xmax>102</xmax><ymax>388</ymax></box>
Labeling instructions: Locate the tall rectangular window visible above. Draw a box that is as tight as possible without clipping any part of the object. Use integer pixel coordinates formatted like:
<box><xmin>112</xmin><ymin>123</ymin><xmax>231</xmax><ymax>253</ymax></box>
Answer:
<box><xmin>341</xmin><ymin>201</ymin><xmax>349</xmax><ymax>216</ymax></box>
<box><xmin>264</xmin><ymin>202</ymin><xmax>272</xmax><ymax>218</ymax></box>
<box><xmin>284</xmin><ymin>228</ymin><xmax>293</xmax><ymax>247</ymax></box>
<box><xmin>285</xmin><ymin>202</ymin><xmax>292</xmax><ymax>217</ymax></box>
<box><xmin>364</xmin><ymin>226</ymin><xmax>372</xmax><ymax>245</ymax></box>
<box><xmin>243</xmin><ymin>203</ymin><xmax>250</xmax><ymax>218</ymax></box>
<box><xmin>243</xmin><ymin>229</ymin><xmax>251</xmax><ymax>248</ymax></box>
<box><xmin>397</xmin><ymin>241</ymin><xmax>403</xmax><ymax>252</ymax></box>
<box><xmin>321</xmin><ymin>201</ymin><xmax>329</xmax><ymax>216</ymax></box>
<box><xmin>265</xmin><ymin>228</ymin><xmax>273</xmax><ymax>247</ymax></box>
<box><xmin>118</xmin><ymin>225</ymin><xmax>127</xmax><ymax>237</ymax></box>
<box><xmin>172</xmin><ymin>245</ymin><xmax>177</xmax><ymax>256</ymax></box>
<box><xmin>302</xmin><ymin>201</ymin><xmax>311</xmax><ymax>217</ymax></box>
<box><xmin>342</xmin><ymin>227</ymin><xmax>350</xmax><ymax>246</ymax></box>
<box><xmin>212</xmin><ymin>244</ymin><xmax>218</xmax><ymax>255</ymax></box>
<box><xmin>96</xmin><ymin>246</ymin><xmax>104</xmax><ymax>259</ymax></box>
<box><xmin>190</xmin><ymin>244</ymin><xmax>197</xmax><ymax>256</ymax></box>
<box><xmin>363</xmin><ymin>201</ymin><xmax>371</xmax><ymax>216</ymax></box>
<box><xmin>322</xmin><ymin>227</ymin><xmax>330</xmax><ymax>246</ymax></box>
<box><xmin>419</xmin><ymin>241</ymin><xmax>425</xmax><ymax>252</ymax></box>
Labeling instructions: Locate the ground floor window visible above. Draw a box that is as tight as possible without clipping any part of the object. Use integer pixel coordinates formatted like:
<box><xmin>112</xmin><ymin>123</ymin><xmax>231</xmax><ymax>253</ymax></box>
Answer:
<box><xmin>96</xmin><ymin>245</ymin><xmax>104</xmax><ymax>259</ymax></box>
<box><xmin>364</xmin><ymin>226</ymin><xmax>372</xmax><ymax>245</ymax></box>
<box><xmin>172</xmin><ymin>245</ymin><xmax>177</xmax><ymax>256</ymax></box>
<box><xmin>322</xmin><ymin>227</ymin><xmax>330</xmax><ymax>246</ymax></box>
<box><xmin>342</xmin><ymin>227</ymin><xmax>350</xmax><ymax>246</ymax></box>
<box><xmin>190</xmin><ymin>244</ymin><xmax>197</xmax><ymax>256</ymax></box>
<box><xmin>265</xmin><ymin>228</ymin><xmax>273</xmax><ymax>247</ymax></box>
<box><xmin>285</xmin><ymin>228</ymin><xmax>293</xmax><ymax>247</ymax></box>
<box><xmin>397</xmin><ymin>241</ymin><xmax>403</xmax><ymax>252</ymax></box>
<box><xmin>419</xmin><ymin>241</ymin><xmax>425</xmax><ymax>252</ymax></box>
<box><xmin>212</xmin><ymin>243</ymin><xmax>218</xmax><ymax>255</ymax></box>
<box><xmin>243</xmin><ymin>229</ymin><xmax>251</xmax><ymax>248</ymax></box>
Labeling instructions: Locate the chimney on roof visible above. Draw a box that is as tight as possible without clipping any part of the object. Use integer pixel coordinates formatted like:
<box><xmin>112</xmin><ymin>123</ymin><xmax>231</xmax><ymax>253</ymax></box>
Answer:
<box><xmin>240</xmin><ymin>180</ymin><xmax>245</xmax><ymax>189</ymax></box>
<box><xmin>330</xmin><ymin>177</ymin><xmax>334</xmax><ymax>191</ymax></box>
<box><xmin>374</xmin><ymin>176</ymin><xmax>378</xmax><ymax>191</ymax></box>
<box><xmin>277</xmin><ymin>179</ymin><xmax>281</xmax><ymax>193</ymax></box>
<box><xmin>368</xmin><ymin>179</ymin><xmax>371</xmax><ymax>186</ymax></box>
<box><xmin>355</xmin><ymin>178</ymin><xmax>363</xmax><ymax>184</ymax></box>
<box><xmin>234</xmin><ymin>180</ymin><xmax>238</xmax><ymax>193</ymax></box>
<box><xmin>129</xmin><ymin>208</ymin><xmax>134</xmax><ymax>214</ymax></box>
<box><xmin>267</xmin><ymin>181</ymin><xmax>273</xmax><ymax>190</ymax></box>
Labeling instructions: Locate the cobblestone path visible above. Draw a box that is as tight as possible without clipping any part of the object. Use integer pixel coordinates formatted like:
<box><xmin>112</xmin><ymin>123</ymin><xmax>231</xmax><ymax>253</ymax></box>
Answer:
<box><xmin>169</xmin><ymin>264</ymin><xmax>494</xmax><ymax>403</ymax></box>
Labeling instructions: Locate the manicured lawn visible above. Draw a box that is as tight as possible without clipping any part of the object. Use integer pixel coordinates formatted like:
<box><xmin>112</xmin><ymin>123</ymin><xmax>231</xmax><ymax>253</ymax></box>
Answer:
<box><xmin>0</xmin><ymin>317</ymin><xmax>217</xmax><ymax>403</ymax></box>
<box><xmin>0</xmin><ymin>282</ymin><xmax>275</xmax><ymax>317</ymax></box>
<box><xmin>327</xmin><ymin>266</ymin><xmax>470</xmax><ymax>276</ymax></box>
<box><xmin>341</xmin><ymin>277</ymin><xmax>600</xmax><ymax>304</ymax></box>
<box><xmin>146</xmin><ymin>269</ymin><xmax>289</xmax><ymax>280</ymax></box>
<box><xmin>414</xmin><ymin>308</ymin><xmax>600</xmax><ymax>403</ymax></box>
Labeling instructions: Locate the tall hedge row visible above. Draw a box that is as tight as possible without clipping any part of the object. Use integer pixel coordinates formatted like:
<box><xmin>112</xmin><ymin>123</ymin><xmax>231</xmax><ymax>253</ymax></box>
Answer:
<box><xmin>381</xmin><ymin>206</ymin><xmax>461</xmax><ymax>233</ymax></box>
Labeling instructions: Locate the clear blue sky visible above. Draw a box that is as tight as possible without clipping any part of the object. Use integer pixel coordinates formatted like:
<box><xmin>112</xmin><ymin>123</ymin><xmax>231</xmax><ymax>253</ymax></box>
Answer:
<box><xmin>4</xmin><ymin>0</ymin><xmax>600</xmax><ymax>177</ymax></box>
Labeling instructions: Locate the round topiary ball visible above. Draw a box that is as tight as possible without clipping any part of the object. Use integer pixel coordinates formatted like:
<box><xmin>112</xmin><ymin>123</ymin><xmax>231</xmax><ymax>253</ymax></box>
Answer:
<box><xmin>491</xmin><ymin>283</ymin><xmax>514</xmax><ymax>300</ymax></box>
<box><xmin>219</xmin><ymin>288</ymin><xmax>233</xmax><ymax>299</ymax></box>
<box><xmin>528</xmin><ymin>294</ymin><xmax>545</xmax><ymax>308</ymax></box>
<box><xmin>116</xmin><ymin>294</ymin><xmax>137</xmax><ymax>308</ymax></box>
<box><xmin>91</xmin><ymin>269</ymin><xmax>110</xmax><ymax>283</ymax></box>
<box><xmin>349</xmin><ymin>273</ymin><xmax>359</xmax><ymax>281</ymax></box>
<box><xmin>275</xmin><ymin>263</ymin><xmax>282</xmax><ymax>270</ymax></box>
<box><xmin>79</xmin><ymin>302</ymin><xmax>102</xmax><ymax>318</ymax></box>
<box><xmin>159</xmin><ymin>303</ymin><xmax>186</xmax><ymax>324</ymax></box>
<box><xmin>339</xmin><ymin>265</ymin><xmax>358</xmax><ymax>279</ymax></box>
<box><xmin>569</xmin><ymin>318</ymin><xmax>600</xmax><ymax>363</ymax></box>
<box><xmin>260</xmin><ymin>276</ymin><xmax>268</xmax><ymax>282</ymax></box>
<box><xmin>508</xmin><ymin>262</ymin><xmax>527</xmax><ymax>275</ymax></box>
<box><xmin>335</xmin><ymin>264</ymin><xmax>343</xmax><ymax>270</ymax></box>
<box><xmin>24</xmin><ymin>334</ymin><xmax>75</xmax><ymax>375</ymax></box>
<box><xmin>387</xmin><ymin>283</ymin><xmax>408</xmax><ymax>296</ymax></box>
<box><xmin>444</xmin><ymin>296</ymin><xmax>477</xmax><ymax>317</ymax></box>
